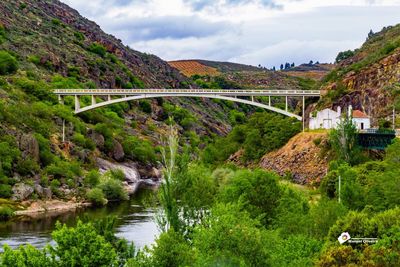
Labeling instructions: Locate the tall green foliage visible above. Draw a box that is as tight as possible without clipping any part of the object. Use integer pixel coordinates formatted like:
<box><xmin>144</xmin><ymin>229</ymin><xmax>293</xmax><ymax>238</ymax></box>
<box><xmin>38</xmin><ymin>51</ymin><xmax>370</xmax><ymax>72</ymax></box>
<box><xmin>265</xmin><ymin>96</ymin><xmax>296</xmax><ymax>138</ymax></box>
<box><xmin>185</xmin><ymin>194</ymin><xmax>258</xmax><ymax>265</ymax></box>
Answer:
<box><xmin>329</xmin><ymin>115</ymin><xmax>361</xmax><ymax>165</ymax></box>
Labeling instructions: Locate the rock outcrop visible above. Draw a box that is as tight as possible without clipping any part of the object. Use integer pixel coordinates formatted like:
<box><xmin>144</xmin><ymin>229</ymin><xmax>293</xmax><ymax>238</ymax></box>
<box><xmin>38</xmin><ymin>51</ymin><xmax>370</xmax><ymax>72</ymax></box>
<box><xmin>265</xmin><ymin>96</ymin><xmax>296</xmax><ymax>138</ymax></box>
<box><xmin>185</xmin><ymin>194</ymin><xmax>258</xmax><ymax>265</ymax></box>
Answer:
<box><xmin>11</xmin><ymin>183</ymin><xmax>34</xmax><ymax>201</ymax></box>
<box><xmin>260</xmin><ymin>132</ymin><xmax>329</xmax><ymax>185</ymax></box>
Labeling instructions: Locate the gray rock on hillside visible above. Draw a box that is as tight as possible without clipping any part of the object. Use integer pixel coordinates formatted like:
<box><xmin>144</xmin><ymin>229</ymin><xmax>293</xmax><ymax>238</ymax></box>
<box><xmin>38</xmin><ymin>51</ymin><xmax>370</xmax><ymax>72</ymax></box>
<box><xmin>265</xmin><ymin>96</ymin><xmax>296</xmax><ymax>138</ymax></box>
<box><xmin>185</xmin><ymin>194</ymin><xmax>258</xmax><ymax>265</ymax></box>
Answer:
<box><xmin>11</xmin><ymin>183</ymin><xmax>34</xmax><ymax>201</ymax></box>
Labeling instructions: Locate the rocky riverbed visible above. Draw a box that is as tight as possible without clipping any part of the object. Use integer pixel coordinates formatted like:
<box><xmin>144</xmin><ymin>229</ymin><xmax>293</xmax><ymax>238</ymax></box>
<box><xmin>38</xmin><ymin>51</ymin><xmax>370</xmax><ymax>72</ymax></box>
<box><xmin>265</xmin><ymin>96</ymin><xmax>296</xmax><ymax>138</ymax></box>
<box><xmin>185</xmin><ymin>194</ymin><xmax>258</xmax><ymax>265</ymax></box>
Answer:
<box><xmin>8</xmin><ymin>158</ymin><xmax>162</xmax><ymax>216</ymax></box>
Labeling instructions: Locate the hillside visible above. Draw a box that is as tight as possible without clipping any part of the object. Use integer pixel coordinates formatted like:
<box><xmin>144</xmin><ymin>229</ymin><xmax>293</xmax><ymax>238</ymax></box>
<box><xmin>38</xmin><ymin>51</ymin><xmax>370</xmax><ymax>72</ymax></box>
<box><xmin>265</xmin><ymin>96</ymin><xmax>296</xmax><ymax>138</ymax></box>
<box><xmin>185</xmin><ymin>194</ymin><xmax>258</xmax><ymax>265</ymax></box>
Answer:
<box><xmin>0</xmin><ymin>0</ymin><xmax>247</xmax><ymax>205</ymax></box>
<box><xmin>284</xmin><ymin>63</ymin><xmax>335</xmax><ymax>80</ymax></box>
<box><xmin>259</xmin><ymin>132</ymin><xmax>330</xmax><ymax>185</ymax></box>
<box><xmin>168</xmin><ymin>60</ymin><xmax>220</xmax><ymax>77</ymax></box>
<box><xmin>316</xmin><ymin>24</ymin><xmax>400</xmax><ymax>126</ymax></box>
<box><xmin>169</xmin><ymin>59</ymin><xmax>315</xmax><ymax>90</ymax></box>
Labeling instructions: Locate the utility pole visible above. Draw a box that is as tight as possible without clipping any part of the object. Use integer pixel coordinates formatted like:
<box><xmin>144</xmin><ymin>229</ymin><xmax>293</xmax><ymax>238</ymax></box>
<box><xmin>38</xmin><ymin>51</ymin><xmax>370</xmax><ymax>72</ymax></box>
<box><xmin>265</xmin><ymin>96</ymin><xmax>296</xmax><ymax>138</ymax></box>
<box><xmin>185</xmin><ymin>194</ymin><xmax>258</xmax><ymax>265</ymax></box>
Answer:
<box><xmin>338</xmin><ymin>175</ymin><xmax>341</xmax><ymax>204</ymax></box>
<box><xmin>62</xmin><ymin>119</ymin><xmax>65</xmax><ymax>143</ymax></box>
<box><xmin>302</xmin><ymin>96</ymin><xmax>305</xmax><ymax>132</ymax></box>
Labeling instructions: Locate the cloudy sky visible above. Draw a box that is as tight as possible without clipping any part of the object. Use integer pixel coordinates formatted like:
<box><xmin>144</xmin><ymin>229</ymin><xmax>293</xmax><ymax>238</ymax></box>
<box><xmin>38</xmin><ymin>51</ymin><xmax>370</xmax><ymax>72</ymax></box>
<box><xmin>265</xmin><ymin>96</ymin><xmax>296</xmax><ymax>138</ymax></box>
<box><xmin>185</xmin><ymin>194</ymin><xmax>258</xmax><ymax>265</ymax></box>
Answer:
<box><xmin>62</xmin><ymin>0</ymin><xmax>400</xmax><ymax>68</ymax></box>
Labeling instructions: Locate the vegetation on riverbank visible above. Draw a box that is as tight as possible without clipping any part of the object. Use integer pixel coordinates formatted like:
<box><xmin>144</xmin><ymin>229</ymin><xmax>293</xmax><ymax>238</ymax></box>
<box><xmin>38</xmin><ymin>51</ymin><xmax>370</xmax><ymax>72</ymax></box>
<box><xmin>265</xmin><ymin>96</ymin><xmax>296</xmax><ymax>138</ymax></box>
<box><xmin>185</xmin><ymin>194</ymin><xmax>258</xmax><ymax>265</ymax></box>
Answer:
<box><xmin>3</xmin><ymin>125</ymin><xmax>399</xmax><ymax>266</ymax></box>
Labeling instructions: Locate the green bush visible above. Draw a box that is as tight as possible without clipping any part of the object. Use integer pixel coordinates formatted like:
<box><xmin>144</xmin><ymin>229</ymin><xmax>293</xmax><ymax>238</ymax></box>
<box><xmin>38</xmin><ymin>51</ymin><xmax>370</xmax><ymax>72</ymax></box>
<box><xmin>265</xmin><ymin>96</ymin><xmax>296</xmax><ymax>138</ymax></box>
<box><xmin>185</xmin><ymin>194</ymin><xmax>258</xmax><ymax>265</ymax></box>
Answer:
<box><xmin>0</xmin><ymin>50</ymin><xmax>18</xmax><ymax>75</ymax></box>
<box><xmin>86</xmin><ymin>188</ymin><xmax>107</xmax><ymax>206</ymax></box>
<box><xmin>87</xmin><ymin>43</ymin><xmax>107</xmax><ymax>57</ymax></box>
<box><xmin>15</xmin><ymin>157</ymin><xmax>40</xmax><ymax>176</ymax></box>
<box><xmin>0</xmin><ymin>184</ymin><xmax>12</xmax><ymax>198</ymax></box>
<box><xmin>219</xmin><ymin>169</ymin><xmax>283</xmax><ymax>226</ymax></box>
<box><xmin>122</xmin><ymin>136</ymin><xmax>156</xmax><ymax>163</ymax></box>
<box><xmin>72</xmin><ymin>133</ymin><xmax>95</xmax><ymax>150</ymax></box>
<box><xmin>84</xmin><ymin>170</ymin><xmax>101</xmax><ymax>187</ymax></box>
<box><xmin>139</xmin><ymin>100</ymin><xmax>152</xmax><ymax>114</ymax></box>
<box><xmin>0</xmin><ymin>206</ymin><xmax>14</xmax><ymax>220</ymax></box>
<box><xmin>98</xmin><ymin>174</ymin><xmax>128</xmax><ymax>201</ymax></box>
<box><xmin>51</xmin><ymin>221</ymin><xmax>118</xmax><ymax>266</ymax></box>
<box><xmin>28</xmin><ymin>55</ymin><xmax>40</xmax><ymax>65</ymax></box>
<box><xmin>74</xmin><ymin>31</ymin><xmax>85</xmax><ymax>41</ymax></box>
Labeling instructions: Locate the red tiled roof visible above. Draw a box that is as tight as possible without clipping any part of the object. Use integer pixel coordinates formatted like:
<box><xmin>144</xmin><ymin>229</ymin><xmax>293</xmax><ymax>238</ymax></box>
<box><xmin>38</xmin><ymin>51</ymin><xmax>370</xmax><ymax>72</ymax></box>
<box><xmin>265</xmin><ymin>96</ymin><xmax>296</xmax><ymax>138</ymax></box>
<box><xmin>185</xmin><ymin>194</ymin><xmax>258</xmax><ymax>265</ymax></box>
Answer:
<box><xmin>353</xmin><ymin>110</ymin><xmax>369</xmax><ymax>118</ymax></box>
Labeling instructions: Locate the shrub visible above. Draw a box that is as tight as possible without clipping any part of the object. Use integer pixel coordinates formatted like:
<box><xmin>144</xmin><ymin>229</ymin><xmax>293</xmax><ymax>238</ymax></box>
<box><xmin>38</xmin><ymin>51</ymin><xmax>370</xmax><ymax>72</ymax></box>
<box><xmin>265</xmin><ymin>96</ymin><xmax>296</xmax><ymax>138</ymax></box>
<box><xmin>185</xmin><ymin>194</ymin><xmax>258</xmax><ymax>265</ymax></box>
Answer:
<box><xmin>122</xmin><ymin>136</ymin><xmax>156</xmax><ymax>163</ymax></box>
<box><xmin>19</xmin><ymin>3</ymin><xmax>27</xmax><ymax>10</ymax></box>
<box><xmin>51</xmin><ymin>221</ymin><xmax>118</xmax><ymax>266</ymax></box>
<box><xmin>51</xmin><ymin>18</ymin><xmax>61</xmax><ymax>26</ymax></box>
<box><xmin>219</xmin><ymin>169</ymin><xmax>283</xmax><ymax>226</ymax></box>
<box><xmin>84</xmin><ymin>170</ymin><xmax>101</xmax><ymax>187</ymax></box>
<box><xmin>27</xmin><ymin>55</ymin><xmax>40</xmax><ymax>65</ymax></box>
<box><xmin>0</xmin><ymin>206</ymin><xmax>14</xmax><ymax>220</ymax></box>
<box><xmin>72</xmin><ymin>133</ymin><xmax>95</xmax><ymax>150</ymax></box>
<box><xmin>15</xmin><ymin>157</ymin><xmax>40</xmax><ymax>176</ymax></box>
<box><xmin>98</xmin><ymin>176</ymin><xmax>128</xmax><ymax>201</ymax></box>
<box><xmin>0</xmin><ymin>184</ymin><xmax>12</xmax><ymax>198</ymax></box>
<box><xmin>139</xmin><ymin>100</ymin><xmax>152</xmax><ymax>114</ymax></box>
<box><xmin>87</xmin><ymin>43</ymin><xmax>107</xmax><ymax>57</ymax></box>
<box><xmin>86</xmin><ymin>188</ymin><xmax>107</xmax><ymax>206</ymax></box>
<box><xmin>0</xmin><ymin>51</ymin><xmax>18</xmax><ymax>75</ymax></box>
<box><xmin>74</xmin><ymin>31</ymin><xmax>85</xmax><ymax>41</ymax></box>
<box><xmin>110</xmin><ymin>169</ymin><xmax>125</xmax><ymax>181</ymax></box>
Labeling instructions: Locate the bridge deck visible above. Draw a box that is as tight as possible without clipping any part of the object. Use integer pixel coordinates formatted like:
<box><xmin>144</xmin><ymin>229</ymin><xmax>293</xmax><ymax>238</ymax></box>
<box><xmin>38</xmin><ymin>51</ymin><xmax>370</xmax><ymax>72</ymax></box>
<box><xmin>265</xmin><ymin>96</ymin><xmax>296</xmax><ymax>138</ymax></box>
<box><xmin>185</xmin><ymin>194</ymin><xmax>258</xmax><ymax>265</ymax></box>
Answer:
<box><xmin>54</xmin><ymin>89</ymin><xmax>321</xmax><ymax>97</ymax></box>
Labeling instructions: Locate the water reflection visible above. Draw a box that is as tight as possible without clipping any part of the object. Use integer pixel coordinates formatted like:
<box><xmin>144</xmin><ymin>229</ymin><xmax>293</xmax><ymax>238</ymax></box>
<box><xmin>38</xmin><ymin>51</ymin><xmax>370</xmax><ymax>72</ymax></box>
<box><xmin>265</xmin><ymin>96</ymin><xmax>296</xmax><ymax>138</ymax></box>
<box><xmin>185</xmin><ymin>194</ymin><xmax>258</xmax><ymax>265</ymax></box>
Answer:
<box><xmin>0</xmin><ymin>188</ymin><xmax>159</xmax><ymax>251</ymax></box>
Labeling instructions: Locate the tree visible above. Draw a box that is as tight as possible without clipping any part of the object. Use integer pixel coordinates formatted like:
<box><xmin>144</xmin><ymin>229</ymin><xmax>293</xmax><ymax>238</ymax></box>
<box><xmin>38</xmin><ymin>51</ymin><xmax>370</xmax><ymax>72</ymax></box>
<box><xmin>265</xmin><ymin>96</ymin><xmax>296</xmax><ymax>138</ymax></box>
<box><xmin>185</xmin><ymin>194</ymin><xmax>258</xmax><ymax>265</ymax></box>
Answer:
<box><xmin>291</xmin><ymin>62</ymin><xmax>295</xmax><ymax>68</ymax></box>
<box><xmin>309</xmin><ymin>60</ymin><xmax>314</xmax><ymax>65</ymax></box>
<box><xmin>329</xmin><ymin>115</ymin><xmax>359</xmax><ymax>165</ymax></box>
<box><xmin>272</xmin><ymin>66</ymin><xmax>276</xmax><ymax>71</ymax></box>
<box><xmin>284</xmin><ymin>62</ymin><xmax>291</xmax><ymax>69</ymax></box>
<box><xmin>219</xmin><ymin>169</ymin><xmax>283</xmax><ymax>226</ymax></box>
<box><xmin>157</xmin><ymin>125</ymin><xmax>182</xmax><ymax>233</ymax></box>
<box><xmin>50</xmin><ymin>221</ymin><xmax>118</xmax><ymax>266</ymax></box>
<box><xmin>335</xmin><ymin>50</ymin><xmax>355</xmax><ymax>63</ymax></box>
<box><xmin>280</xmin><ymin>64</ymin><xmax>284</xmax><ymax>70</ymax></box>
<box><xmin>367</xmin><ymin>29</ymin><xmax>374</xmax><ymax>40</ymax></box>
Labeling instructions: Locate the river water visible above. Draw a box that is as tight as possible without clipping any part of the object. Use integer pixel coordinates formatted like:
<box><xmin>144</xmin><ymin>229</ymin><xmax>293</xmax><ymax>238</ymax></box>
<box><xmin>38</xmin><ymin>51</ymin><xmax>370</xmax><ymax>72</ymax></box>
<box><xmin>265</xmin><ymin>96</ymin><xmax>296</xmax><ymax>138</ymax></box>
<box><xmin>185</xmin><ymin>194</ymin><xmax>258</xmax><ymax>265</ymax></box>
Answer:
<box><xmin>0</xmin><ymin>189</ymin><xmax>159</xmax><ymax>251</ymax></box>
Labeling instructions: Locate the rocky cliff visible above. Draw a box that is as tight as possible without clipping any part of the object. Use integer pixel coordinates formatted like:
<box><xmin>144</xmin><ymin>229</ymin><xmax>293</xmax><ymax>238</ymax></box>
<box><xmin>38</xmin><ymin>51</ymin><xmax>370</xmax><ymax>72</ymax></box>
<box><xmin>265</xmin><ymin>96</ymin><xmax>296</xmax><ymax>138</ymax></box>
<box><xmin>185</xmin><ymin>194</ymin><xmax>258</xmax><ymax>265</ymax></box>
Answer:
<box><xmin>260</xmin><ymin>132</ymin><xmax>330</xmax><ymax>185</ymax></box>
<box><xmin>318</xmin><ymin>24</ymin><xmax>400</xmax><ymax>125</ymax></box>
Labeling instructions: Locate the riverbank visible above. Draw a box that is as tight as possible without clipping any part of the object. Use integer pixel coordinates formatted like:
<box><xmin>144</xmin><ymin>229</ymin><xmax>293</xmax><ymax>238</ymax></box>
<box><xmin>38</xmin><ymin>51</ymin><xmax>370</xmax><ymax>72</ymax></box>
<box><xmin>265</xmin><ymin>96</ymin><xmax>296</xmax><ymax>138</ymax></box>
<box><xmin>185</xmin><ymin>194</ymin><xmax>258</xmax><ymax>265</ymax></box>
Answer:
<box><xmin>14</xmin><ymin>200</ymin><xmax>92</xmax><ymax>217</ymax></box>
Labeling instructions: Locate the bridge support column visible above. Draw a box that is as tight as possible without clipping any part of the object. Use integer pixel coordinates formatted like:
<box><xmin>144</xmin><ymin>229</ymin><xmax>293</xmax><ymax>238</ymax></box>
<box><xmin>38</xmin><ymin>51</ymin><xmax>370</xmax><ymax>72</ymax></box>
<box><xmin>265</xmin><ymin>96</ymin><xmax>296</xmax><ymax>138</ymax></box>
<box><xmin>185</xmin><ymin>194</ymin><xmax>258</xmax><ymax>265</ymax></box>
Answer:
<box><xmin>74</xmin><ymin>95</ymin><xmax>80</xmax><ymax>113</ymax></box>
<box><xmin>285</xmin><ymin>96</ymin><xmax>288</xmax><ymax>112</ymax></box>
<box><xmin>62</xmin><ymin>119</ymin><xmax>65</xmax><ymax>143</ymax></box>
<box><xmin>107</xmin><ymin>95</ymin><xmax>112</xmax><ymax>101</ymax></box>
<box><xmin>91</xmin><ymin>95</ymin><xmax>96</xmax><ymax>106</ymax></box>
<box><xmin>251</xmin><ymin>96</ymin><xmax>254</xmax><ymax>102</ymax></box>
<box><xmin>302</xmin><ymin>96</ymin><xmax>305</xmax><ymax>132</ymax></box>
<box><xmin>58</xmin><ymin>95</ymin><xmax>64</xmax><ymax>104</ymax></box>
<box><xmin>268</xmin><ymin>96</ymin><xmax>271</xmax><ymax>106</ymax></box>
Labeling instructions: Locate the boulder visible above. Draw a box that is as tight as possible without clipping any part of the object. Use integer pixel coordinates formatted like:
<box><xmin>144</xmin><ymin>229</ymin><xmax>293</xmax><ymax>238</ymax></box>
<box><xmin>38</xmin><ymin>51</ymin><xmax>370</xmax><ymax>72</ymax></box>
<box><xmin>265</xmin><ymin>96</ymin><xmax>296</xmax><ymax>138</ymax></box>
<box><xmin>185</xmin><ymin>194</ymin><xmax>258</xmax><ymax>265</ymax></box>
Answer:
<box><xmin>19</xmin><ymin>134</ymin><xmax>40</xmax><ymax>162</ymax></box>
<box><xmin>110</xmin><ymin>140</ymin><xmax>125</xmax><ymax>162</ymax></box>
<box><xmin>43</xmin><ymin>188</ymin><xmax>53</xmax><ymax>199</ymax></box>
<box><xmin>97</xmin><ymin>158</ymin><xmax>140</xmax><ymax>184</ymax></box>
<box><xmin>88</xmin><ymin>130</ymin><xmax>105</xmax><ymax>148</ymax></box>
<box><xmin>11</xmin><ymin>183</ymin><xmax>34</xmax><ymax>201</ymax></box>
<box><xmin>34</xmin><ymin>184</ymin><xmax>44</xmax><ymax>197</ymax></box>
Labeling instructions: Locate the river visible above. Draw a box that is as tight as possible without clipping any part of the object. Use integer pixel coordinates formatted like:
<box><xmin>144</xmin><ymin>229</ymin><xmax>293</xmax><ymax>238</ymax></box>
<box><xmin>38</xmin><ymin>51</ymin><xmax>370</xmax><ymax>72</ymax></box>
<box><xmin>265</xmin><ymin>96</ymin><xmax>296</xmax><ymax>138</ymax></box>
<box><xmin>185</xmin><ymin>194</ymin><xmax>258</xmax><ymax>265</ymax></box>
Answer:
<box><xmin>0</xmin><ymin>189</ymin><xmax>159</xmax><ymax>251</ymax></box>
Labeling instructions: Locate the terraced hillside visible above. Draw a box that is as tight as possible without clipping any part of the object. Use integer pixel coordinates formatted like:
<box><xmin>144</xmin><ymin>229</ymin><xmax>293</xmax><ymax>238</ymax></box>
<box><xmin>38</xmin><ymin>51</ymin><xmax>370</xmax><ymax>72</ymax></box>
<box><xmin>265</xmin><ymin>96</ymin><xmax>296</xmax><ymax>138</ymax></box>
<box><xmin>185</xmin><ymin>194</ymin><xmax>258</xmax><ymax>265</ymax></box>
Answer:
<box><xmin>168</xmin><ymin>60</ymin><xmax>220</xmax><ymax>77</ymax></box>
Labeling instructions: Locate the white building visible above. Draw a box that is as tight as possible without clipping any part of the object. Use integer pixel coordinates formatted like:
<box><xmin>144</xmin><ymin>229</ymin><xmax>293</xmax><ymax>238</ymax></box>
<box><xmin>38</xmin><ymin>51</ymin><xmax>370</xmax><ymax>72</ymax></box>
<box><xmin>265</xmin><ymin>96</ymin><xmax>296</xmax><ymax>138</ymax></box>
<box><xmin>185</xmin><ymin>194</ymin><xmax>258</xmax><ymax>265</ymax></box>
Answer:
<box><xmin>309</xmin><ymin>106</ymin><xmax>371</xmax><ymax>130</ymax></box>
<box><xmin>352</xmin><ymin>110</ymin><xmax>371</xmax><ymax>130</ymax></box>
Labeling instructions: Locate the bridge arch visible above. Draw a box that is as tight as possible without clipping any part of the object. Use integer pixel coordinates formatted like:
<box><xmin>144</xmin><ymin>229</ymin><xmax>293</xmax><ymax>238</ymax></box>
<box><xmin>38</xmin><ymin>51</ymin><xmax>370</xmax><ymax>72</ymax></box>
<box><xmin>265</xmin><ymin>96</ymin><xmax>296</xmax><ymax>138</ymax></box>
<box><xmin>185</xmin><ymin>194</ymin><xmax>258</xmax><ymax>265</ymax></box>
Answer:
<box><xmin>74</xmin><ymin>94</ymin><xmax>302</xmax><ymax>120</ymax></box>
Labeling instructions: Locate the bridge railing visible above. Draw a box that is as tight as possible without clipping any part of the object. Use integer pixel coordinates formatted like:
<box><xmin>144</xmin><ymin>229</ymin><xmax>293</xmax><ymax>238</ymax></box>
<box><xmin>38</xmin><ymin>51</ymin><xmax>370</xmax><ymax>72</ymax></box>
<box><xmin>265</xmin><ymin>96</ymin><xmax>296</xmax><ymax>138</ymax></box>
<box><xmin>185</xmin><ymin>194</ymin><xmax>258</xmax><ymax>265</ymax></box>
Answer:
<box><xmin>53</xmin><ymin>88</ymin><xmax>321</xmax><ymax>96</ymax></box>
<box><xmin>358</xmin><ymin>129</ymin><xmax>396</xmax><ymax>135</ymax></box>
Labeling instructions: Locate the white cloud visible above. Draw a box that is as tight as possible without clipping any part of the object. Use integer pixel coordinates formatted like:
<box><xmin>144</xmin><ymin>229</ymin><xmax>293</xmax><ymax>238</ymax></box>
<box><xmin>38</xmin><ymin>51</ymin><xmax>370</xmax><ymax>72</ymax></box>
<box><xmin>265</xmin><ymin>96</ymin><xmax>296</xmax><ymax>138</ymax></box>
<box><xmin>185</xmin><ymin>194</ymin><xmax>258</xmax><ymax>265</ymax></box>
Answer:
<box><xmin>61</xmin><ymin>0</ymin><xmax>400</xmax><ymax>67</ymax></box>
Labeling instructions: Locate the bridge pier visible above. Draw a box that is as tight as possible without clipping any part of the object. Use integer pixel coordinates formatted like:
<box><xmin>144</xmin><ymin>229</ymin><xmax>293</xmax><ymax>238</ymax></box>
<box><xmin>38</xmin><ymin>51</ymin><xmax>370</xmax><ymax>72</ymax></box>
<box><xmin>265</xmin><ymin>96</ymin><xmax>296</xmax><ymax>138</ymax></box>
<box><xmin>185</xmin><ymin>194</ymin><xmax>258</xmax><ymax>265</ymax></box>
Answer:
<box><xmin>74</xmin><ymin>95</ymin><xmax>80</xmax><ymax>113</ymax></box>
<box><xmin>285</xmin><ymin>96</ymin><xmax>288</xmax><ymax>112</ymax></box>
<box><xmin>302</xmin><ymin>96</ymin><xmax>305</xmax><ymax>132</ymax></box>
<box><xmin>91</xmin><ymin>95</ymin><xmax>96</xmax><ymax>105</ymax></box>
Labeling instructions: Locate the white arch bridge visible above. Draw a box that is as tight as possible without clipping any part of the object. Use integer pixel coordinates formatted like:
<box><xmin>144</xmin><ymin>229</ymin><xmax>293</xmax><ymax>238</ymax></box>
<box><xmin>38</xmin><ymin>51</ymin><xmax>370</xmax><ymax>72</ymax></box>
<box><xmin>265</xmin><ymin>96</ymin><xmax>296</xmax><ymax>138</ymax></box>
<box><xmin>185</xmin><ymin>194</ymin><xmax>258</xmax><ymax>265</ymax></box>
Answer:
<box><xmin>54</xmin><ymin>88</ymin><xmax>321</xmax><ymax>128</ymax></box>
